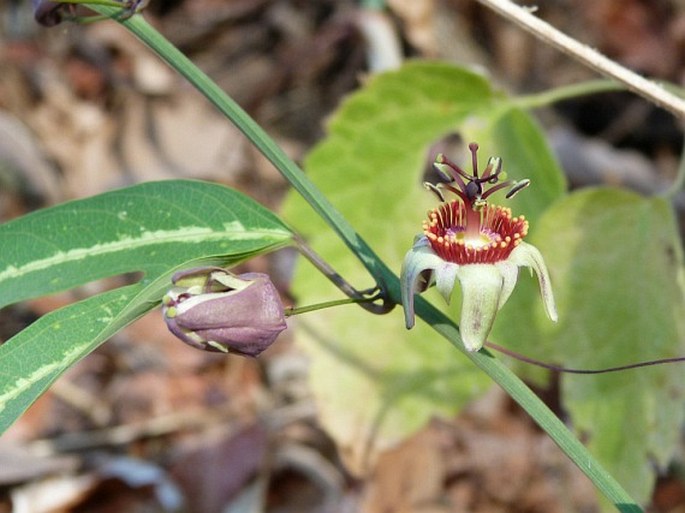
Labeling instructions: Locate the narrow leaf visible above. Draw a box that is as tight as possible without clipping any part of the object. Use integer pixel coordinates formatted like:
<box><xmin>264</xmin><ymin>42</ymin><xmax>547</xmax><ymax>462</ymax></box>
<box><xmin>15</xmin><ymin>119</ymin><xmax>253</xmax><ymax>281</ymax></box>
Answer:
<box><xmin>0</xmin><ymin>285</ymin><xmax>145</xmax><ymax>434</ymax></box>
<box><xmin>0</xmin><ymin>180</ymin><xmax>291</xmax><ymax>308</ymax></box>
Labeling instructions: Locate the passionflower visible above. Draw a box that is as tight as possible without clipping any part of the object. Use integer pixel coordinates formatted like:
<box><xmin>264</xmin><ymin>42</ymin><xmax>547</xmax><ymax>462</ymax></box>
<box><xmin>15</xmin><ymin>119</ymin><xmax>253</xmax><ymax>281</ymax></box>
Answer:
<box><xmin>162</xmin><ymin>267</ymin><xmax>287</xmax><ymax>357</ymax></box>
<box><xmin>401</xmin><ymin>143</ymin><xmax>557</xmax><ymax>352</ymax></box>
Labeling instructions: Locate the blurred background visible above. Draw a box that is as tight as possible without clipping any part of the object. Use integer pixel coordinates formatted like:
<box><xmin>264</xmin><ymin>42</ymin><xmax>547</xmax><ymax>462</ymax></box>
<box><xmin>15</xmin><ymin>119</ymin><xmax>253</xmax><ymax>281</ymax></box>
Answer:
<box><xmin>0</xmin><ymin>1</ymin><xmax>684</xmax><ymax>512</ymax></box>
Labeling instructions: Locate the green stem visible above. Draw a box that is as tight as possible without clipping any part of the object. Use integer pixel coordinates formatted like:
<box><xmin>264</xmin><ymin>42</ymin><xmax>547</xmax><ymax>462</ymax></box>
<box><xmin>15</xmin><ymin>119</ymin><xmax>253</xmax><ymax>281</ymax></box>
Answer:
<box><xmin>94</xmin><ymin>10</ymin><xmax>387</xmax><ymax>290</ymax></box>
<box><xmin>515</xmin><ymin>79</ymin><xmax>685</xmax><ymax>202</ymax></box>
<box><xmin>88</xmin><ymin>8</ymin><xmax>642</xmax><ymax>511</ymax></box>
<box><xmin>293</xmin><ymin>233</ymin><xmax>393</xmax><ymax>314</ymax></box>
<box><xmin>512</xmin><ymin>79</ymin><xmax>625</xmax><ymax>110</ymax></box>
<box><xmin>285</xmin><ymin>297</ymin><xmax>371</xmax><ymax>316</ymax></box>
<box><xmin>415</xmin><ymin>297</ymin><xmax>643</xmax><ymax>513</ymax></box>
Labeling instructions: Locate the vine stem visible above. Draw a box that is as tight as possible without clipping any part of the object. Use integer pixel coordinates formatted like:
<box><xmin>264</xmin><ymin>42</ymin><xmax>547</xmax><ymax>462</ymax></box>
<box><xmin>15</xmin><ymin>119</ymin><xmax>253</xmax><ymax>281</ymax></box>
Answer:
<box><xmin>512</xmin><ymin>80</ymin><xmax>624</xmax><ymax>110</ymax></box>
<box><xmin>475</xmin><ymin>0</ymin><xmax>685</xmax><ymax>119</ymax></box>
<box><xmin>485</xmin><ymin>341</ymin><xmax>685</xmax><ymax>375</ymax></box>
<box><xmin>292</xmin><ymin>233</ymin><xmax>393</xmax><ymax>314</ymax></box>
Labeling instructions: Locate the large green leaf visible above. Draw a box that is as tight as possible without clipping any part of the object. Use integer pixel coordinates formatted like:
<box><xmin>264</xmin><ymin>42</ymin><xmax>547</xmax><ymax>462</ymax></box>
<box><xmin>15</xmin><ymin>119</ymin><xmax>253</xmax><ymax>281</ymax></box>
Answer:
<box><xmin>522</xmin><ymin>188</ymin><xmax>685</xmax><ymax>503</ymax></box>
<box><xmin>0</xmin><ymin>180</ymin><xmax>291</xmax><ymax>308</ymax></box>
<box><xmin>0</xmin><ymin>180</ymin><xmax>292</xmax><ymax>433</ymax></box>
<box><xmin>282</xmin><ymin>61</ymin><xmax>566</xmax><ymax>471</ymax></box>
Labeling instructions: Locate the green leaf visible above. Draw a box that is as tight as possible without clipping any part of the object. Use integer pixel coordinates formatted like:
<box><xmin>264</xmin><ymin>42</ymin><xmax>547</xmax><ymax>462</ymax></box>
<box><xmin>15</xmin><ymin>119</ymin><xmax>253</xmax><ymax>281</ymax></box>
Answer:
<box><xmin>282</xmin><ymin>61</ymin><xmax>566</xmax><ymax>470</ymax></box>
<box><xmin>0</xmin><ymin>180</ymin><xmax>292</xmax><ymax>433</ymax></box>
<box><xmin>0</xmin><ymin>180</ymin><xmax>291</xmax><ymax>308</ymax></box>
<box><xmin>523</xmin><ymin>188</ymin><xmax>685</xmax><ymax>503</ymax></box>
<box><xmin>1</xmin><ymin>285</ymin><xmax>145</xmax><ymax>434</ymax></box>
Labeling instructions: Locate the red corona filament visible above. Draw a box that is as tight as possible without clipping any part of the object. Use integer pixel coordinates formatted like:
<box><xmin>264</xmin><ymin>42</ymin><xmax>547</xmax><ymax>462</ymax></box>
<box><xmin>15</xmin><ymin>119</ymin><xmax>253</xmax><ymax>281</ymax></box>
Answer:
<box><xmin>423</xmin><ymin>201</ymin><xmax>528</xmax><ymax>264</ymax></box>
<box><xmin>425</xmin><ymin>143</ymin><xmax>529</xmax><ymax>264</ymax></box>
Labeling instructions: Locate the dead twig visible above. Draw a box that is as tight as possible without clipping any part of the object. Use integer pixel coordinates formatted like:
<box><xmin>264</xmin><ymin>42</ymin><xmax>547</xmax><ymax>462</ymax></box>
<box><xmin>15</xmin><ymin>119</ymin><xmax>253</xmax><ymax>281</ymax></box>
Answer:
<box><xmin>475</xmin><ymin>0</ymin><xmax>685</xmax><ymax>119</ymax></box>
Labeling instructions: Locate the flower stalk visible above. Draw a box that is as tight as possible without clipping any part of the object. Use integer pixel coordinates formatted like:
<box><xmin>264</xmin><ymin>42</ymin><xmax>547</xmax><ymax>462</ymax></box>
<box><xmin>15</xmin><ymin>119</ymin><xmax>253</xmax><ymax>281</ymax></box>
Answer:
<box><xmin>293</xmin><ymin>233</ymin><xmax>394</xmax><ymax>315</ymax></box>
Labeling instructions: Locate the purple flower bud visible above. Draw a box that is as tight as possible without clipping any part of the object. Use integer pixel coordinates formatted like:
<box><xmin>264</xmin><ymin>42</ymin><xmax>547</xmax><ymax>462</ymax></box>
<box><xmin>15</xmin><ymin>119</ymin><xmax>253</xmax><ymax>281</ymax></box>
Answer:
<box><xmin>32</xmin><ymin>0</ymin><xmax>72</xmax><ymax>27</ymax></box>
<box><xmin>162</xmin><ymin>267</ymin><xmax>287</xmax><ymax>357</ymax></box>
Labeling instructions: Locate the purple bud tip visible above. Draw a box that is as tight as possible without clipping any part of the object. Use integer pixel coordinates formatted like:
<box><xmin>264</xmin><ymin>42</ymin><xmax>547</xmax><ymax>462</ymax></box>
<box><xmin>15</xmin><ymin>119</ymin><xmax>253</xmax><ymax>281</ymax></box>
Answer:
<box><xmin>32</xmin><ymin>0</ymin><xmax>69</xmax><ymax>27</ymax></box>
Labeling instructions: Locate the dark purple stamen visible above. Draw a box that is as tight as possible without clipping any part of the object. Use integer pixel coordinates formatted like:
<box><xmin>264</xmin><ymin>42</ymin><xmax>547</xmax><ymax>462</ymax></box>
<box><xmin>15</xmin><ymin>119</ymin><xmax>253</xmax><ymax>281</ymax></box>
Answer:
<box><xmin>432</xmin><ymin>144</ymin><xmax>524</xmax><ymax>206</ymax></box>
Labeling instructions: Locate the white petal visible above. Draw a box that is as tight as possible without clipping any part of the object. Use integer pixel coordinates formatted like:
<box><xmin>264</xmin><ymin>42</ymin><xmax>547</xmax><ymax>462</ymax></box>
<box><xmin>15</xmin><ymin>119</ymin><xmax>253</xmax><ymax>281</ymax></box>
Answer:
<box><xmin>455</xmin><ymin>264</ymin><xmax>504</xmax><ymax>352</ymax></box>
<box><xmin>508</xmin><ymin>242</ymin><xmax>558</xmax><ymax>322</ymax></box>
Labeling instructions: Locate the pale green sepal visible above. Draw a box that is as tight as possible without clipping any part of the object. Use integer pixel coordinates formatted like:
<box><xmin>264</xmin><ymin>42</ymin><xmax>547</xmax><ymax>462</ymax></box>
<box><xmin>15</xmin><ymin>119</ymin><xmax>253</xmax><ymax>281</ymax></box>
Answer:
<box><xmin>400</xmin><ymin>235</ymin><xmax>447</xmax><ymax>329</ymax></box>
<box><xmin>508</xmin><ymin>242</ymin><xmax>558</xmax><ymax>322</ymax></box>
<box><xmin>455</xmin><ymin>264</ymin><xmax>505</xmax><ymax>352</ymax></box>
<box><xmin>401</xmin><ymin>237</ymin><xmax>557</xmax><ymax>348</ymax></box>
<box><xmin>494</xmin><ymin>260</ymin><xmax>519</xmax><ymax>310</ymax></box>
<box><xmin>434</xmin><ymin>262</ymin><xmax>459</xmax><ymax>304</ymax></box>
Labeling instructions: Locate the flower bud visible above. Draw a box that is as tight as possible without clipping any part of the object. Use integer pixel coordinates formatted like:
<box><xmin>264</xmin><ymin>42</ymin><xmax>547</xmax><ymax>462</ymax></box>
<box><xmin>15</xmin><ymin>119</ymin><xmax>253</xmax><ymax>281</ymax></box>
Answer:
<box><xmin>162</xmin><ymin>267</ymin><xmax>287</xmax><ymax>357</ymax></box>
<box><xmin>32</xmin><ymin>0</ymin><xmax>70</xmax><ymax>26</ymax></box>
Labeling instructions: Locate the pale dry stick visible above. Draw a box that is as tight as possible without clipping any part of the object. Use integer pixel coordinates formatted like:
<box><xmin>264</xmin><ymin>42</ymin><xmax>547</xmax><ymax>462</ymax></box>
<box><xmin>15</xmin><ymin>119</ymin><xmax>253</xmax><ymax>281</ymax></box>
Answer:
<box><xmin>475</xmin><ymin>0</ymin><xmax>685</xmax><ymax>119</ymax></box>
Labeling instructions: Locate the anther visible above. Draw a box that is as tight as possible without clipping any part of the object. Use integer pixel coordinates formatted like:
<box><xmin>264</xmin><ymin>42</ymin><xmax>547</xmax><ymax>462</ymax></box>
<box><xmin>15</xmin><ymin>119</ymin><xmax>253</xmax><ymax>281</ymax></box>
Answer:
<box><xmin>424</xmin><ymin>182</ymin><xmax>446</xmax><ymax>202</ymax></box>
<box><xmin>506</xmin><ymin>179</ymin><xmax>531</xmax><ymax>199</ymax></box>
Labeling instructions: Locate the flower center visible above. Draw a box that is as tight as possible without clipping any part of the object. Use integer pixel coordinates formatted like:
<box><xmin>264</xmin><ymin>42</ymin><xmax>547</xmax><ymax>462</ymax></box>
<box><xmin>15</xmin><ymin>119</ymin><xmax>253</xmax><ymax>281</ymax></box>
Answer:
<box><xmin>423</xmin><ymin>200</ymin><xmax>528</xmax><ymax>264</ymax></box>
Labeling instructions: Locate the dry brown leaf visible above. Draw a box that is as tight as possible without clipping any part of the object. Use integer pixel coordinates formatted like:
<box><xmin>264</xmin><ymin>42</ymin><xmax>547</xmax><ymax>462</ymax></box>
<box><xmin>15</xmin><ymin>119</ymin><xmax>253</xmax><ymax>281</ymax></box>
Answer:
<box><xmin>361</xmin><ymin>421</ymin><xmax>449</xmax><ymax>513</ymax></box>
